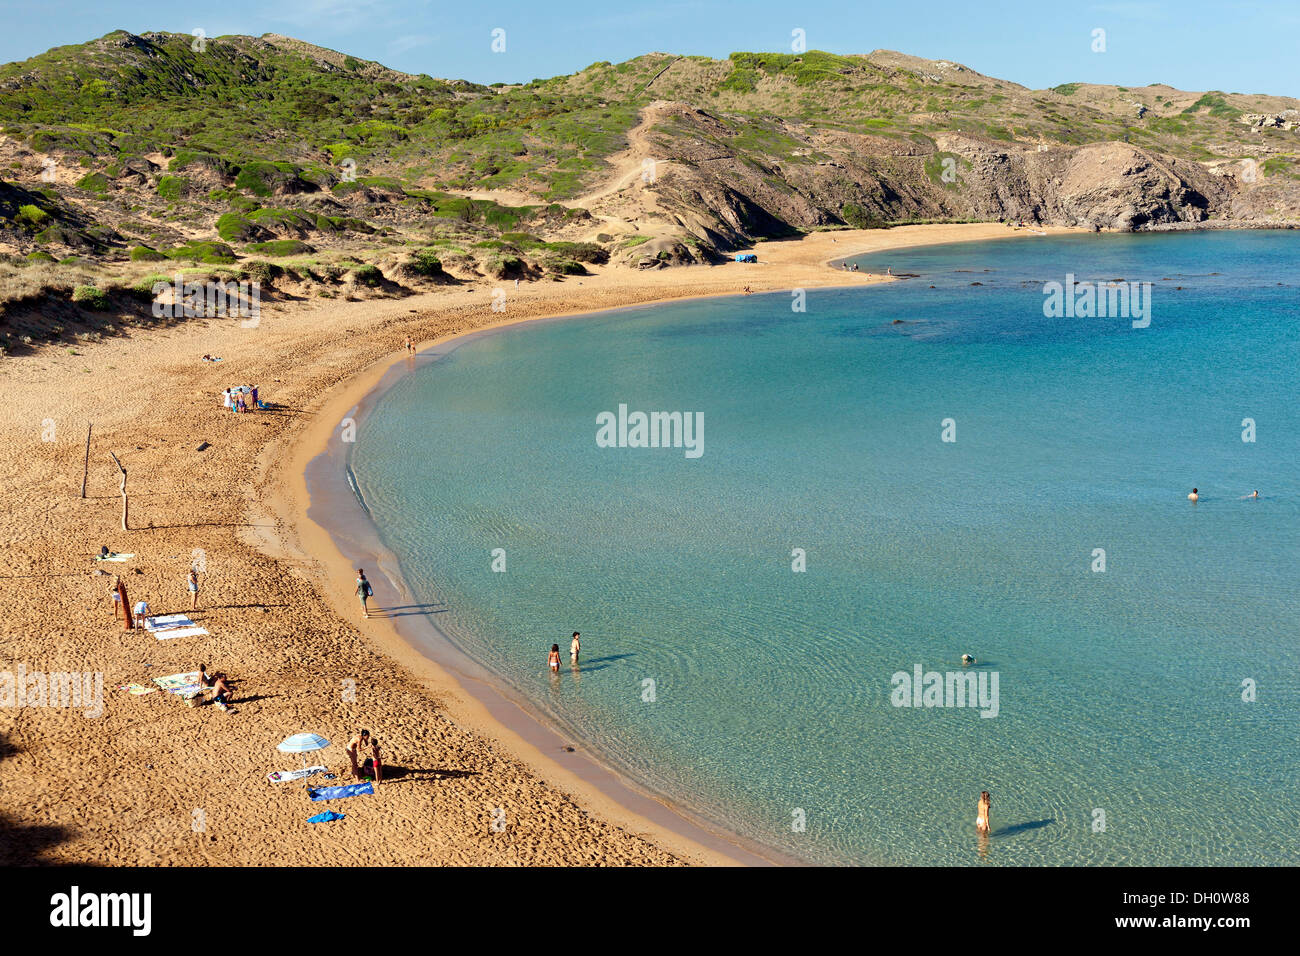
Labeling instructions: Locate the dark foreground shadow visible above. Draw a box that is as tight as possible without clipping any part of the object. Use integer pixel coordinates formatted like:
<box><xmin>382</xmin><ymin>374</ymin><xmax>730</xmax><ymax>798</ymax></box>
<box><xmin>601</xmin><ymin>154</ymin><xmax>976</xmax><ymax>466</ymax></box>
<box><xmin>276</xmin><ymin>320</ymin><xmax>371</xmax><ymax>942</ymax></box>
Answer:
<box><xmin>0</xmin><ymin>733</ymin><xmax>78</xmax><ymax>865</ymax></box>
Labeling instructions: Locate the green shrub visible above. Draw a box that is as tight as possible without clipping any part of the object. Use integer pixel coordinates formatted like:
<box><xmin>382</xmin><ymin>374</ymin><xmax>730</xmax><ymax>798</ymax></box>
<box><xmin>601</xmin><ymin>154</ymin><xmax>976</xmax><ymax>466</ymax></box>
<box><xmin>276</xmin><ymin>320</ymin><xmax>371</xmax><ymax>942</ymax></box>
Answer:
<box><xmin>25</xmin><ymin>250</ymin><xmax>56</xmax><ymax>262</ymax></box>
<box><xmin>246</xmin><ymin>239</ymin><xmax>313</xmax><ymax>257</ymax></box>
<box><xmin>129</xmin><ymin>245</ymin><xmax>166</xmax><ymax>262</ymax></box>
<box><xmin>216</xmin><ymin>213</ymin><xmax>257</xmax><ymax>241</ymax></box>
<box><xmin>841</xmin><ymin>203</ymin><xmax>888</xmax><ymax>229</ymax></box>
<box><xmin>76</xmin><ymin>171</ymin><xmax>111</xmax><ymax>193</ymax></box>
<box><xmin>165</xmin><ymin>241</ymin><xmax>237</xmax><ymax>264</ymax></box>
<box><xmin>72</xmin><ymin>285</ymin><xmax>111</xmax><ymax>310</ymax></box>
<box><xmin>351</xmin><ymin>263</ymin><xmax>383</xmax><ymax>286</ymax></box>
<box><xmin>169</xmin><ymin>150</ymin><xmax>234</xmax><ymax>177</ymax></box>
<box><xmin>235</xmin><ymin>161</ymin><xmax>304</xmax><ymax>197</ymax></box>
<box><xmin>407</xmin><ymin>248</ymin><xmax>444</xmax><ymax>276</ymax></box>
<box><xmin>156</xmin><ymin>175</ymin><xmax>186</xmax><ymax>200</ymax></box>
<box><xmin>16</xmin><ymin>204</ymin><xmax>50</xmax><ymax>227</ymax></box>
<box><xmin>240</xmin><ymin>260</ymin><xmax>281</xmax><ymax>284</ymax></box>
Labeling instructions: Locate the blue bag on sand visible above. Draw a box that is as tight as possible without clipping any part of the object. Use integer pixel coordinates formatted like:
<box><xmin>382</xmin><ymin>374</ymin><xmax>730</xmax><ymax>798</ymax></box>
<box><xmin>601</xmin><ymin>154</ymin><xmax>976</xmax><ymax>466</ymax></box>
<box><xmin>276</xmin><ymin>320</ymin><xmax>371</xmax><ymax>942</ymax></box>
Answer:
<box><xmin>308</xmin><ymin>811</ymin><xmax>345</xmax><ymax>823</ymax></box>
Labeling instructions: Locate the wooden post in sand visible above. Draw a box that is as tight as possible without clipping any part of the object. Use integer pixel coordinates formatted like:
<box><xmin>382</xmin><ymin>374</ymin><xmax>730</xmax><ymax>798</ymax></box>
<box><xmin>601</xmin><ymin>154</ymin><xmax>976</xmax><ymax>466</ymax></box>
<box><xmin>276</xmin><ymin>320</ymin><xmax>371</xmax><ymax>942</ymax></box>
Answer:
<box><xmin>80</xmin><ymin>422</ymin><xmax>92</xmax><ymax>498</ymax></box>
<box><xmin>108</xmin><ymin>452</ymin><xmax>128</xmax><ymax>531</ymax></box>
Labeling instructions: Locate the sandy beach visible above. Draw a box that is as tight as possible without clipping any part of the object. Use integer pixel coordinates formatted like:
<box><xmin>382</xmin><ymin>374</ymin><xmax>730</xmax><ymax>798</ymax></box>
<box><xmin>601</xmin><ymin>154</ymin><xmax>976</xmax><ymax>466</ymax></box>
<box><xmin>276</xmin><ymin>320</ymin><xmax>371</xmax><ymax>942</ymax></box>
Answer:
<box><xmin>0</xmin><ymin>222</ymin><xmax>1076</xmax><ymax>866</ymax></box>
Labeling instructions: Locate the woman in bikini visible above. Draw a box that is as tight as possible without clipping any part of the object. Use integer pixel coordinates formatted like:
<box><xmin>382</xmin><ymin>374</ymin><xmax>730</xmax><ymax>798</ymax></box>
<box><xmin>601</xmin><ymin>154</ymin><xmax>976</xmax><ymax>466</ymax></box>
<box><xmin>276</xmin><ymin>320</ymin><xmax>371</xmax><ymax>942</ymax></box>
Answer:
<box><xmin>347</xmin><ymin>729</ymin><xmax>371</xmax><ymax>778</ymax></box>
<box><xmin>976</xmin><ymin>791</ymin><xmax>991</xmax><ymax>835</ymax></box>
<box><xmin>548</xmin><ymin>644</ymin><xmax>561</xmax><ymax>673</ymax></box>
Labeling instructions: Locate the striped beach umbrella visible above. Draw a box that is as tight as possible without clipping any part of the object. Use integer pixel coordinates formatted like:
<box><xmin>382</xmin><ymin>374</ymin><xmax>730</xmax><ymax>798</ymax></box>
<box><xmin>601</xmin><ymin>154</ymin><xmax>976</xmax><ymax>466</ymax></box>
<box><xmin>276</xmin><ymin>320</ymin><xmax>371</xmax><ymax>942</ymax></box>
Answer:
<box><xmin>276</xmin><ymin>733</ymin><xmax>331</xmax><ymax>789</ymax></box>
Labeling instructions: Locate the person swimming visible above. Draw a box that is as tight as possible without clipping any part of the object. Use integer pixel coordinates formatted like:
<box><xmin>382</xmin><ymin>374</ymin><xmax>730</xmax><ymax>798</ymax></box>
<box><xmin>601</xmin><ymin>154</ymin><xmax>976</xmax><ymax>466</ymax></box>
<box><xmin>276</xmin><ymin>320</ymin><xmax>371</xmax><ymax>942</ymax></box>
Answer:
<box><xmin>1188</xmin><ymin>487</ymin><xmax>1199</xmax><ymax>503</ymax></box>
<box><xmin>961</xmin><ymin>654</ymin><xmax>976</xmax><ymax>666</ymax></box>
<box><xmin>1241</xmin><ymin>490</ymin><xmax>1260</xmax><ymax>499</ymax></box>
<box><xmin>976</xmin><ymin>791</ymin><xmax>991</xmax><ymax>835</ymax></box>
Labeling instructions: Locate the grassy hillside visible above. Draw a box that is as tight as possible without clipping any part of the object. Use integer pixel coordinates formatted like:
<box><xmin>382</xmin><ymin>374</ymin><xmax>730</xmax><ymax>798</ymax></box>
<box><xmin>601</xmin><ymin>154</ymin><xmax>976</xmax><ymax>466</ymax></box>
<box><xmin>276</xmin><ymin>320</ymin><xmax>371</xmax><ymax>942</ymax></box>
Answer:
<box><xmin>1</xmin><ymin>31</ymin><xmax>1298</xmax><ymax>350</ymax></box>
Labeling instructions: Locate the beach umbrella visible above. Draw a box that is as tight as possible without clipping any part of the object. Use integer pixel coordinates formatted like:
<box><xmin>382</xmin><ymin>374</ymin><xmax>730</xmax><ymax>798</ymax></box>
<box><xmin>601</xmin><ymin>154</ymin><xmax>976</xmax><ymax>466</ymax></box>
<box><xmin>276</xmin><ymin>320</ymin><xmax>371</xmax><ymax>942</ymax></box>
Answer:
<box><xmin>276</xmin><ymin>733</ymin><xmax>331</xmax><ymax>789</ymax></box>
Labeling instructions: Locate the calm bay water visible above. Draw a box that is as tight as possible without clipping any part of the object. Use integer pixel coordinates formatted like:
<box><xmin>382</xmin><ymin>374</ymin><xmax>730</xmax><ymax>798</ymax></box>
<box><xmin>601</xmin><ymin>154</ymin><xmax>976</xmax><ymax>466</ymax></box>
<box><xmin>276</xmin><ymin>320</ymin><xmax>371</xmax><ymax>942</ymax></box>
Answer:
<box><xmin>351</xmin><ymin>231</ymin><xmax>1299</xmax><ymax>865</ymax></box>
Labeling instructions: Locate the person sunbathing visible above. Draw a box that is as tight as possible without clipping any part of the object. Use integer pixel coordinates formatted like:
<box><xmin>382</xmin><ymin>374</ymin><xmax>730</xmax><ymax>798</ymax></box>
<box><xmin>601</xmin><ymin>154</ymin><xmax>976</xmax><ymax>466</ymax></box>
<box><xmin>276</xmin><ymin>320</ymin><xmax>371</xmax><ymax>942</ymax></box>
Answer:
<box><xmin>199</xmin><ymin>665</ymin><xmax>236</xmax><ymax>709</ymax></box>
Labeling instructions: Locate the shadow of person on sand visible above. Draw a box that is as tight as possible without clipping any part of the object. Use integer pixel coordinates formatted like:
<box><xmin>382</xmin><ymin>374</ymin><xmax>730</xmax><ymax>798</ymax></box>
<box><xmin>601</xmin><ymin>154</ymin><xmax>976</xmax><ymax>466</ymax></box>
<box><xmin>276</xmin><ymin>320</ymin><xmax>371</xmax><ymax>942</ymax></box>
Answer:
<box><xmin>379</xmin><ymin>766</ymin><xmax>479</xmax><ymax>784</ymax></box>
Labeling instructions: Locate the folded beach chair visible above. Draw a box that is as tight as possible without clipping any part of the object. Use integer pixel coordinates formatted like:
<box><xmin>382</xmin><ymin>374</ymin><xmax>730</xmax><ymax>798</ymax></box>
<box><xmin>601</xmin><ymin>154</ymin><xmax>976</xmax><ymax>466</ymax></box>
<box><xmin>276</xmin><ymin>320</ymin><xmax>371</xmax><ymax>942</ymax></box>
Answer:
<box><xmin>269</xmin><ymin>766</ymin><xmax>330</xmax><ymax>783</ymax></box>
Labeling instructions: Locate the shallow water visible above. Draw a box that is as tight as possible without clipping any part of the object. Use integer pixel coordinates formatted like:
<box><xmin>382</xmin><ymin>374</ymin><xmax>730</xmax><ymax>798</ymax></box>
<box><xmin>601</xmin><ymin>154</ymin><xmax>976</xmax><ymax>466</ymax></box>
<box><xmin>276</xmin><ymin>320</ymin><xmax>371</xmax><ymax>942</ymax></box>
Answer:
<box><xmin>351</xmin><ymin>231</ymin><xmax>1299</xmax><ymax>865</ymax></box>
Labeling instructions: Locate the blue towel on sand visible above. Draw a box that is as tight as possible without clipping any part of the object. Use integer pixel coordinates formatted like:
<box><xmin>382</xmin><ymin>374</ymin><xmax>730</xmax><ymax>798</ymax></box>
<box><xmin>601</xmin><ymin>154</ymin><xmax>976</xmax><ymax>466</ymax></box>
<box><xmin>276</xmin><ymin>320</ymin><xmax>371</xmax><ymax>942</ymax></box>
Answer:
<box><xmin>307</xmin><ymin>811</ymin><xmax>345</xmax><ymax>823</ymax></box>
<box><xmin>309</xmin><ymin>782</ymin><xmax>374</xmax><ymax>801</ymax></box>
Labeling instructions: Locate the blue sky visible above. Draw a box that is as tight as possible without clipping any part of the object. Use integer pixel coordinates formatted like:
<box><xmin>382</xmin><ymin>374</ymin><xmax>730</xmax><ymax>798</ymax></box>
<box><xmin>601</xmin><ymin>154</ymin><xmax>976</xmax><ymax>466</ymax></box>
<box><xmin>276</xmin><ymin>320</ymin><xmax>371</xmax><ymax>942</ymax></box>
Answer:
<box><xmin>1</xmin><ymin>0</ymin><xmax>1297</xmax><ymax>96</ymax></box>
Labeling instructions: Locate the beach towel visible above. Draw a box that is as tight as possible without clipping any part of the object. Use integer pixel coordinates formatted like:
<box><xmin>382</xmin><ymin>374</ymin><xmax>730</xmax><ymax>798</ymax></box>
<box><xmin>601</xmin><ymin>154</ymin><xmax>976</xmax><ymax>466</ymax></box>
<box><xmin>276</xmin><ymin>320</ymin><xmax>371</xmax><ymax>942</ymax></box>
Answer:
<box><xmin>153</xmin><ymin>671</ymin><xmax>202</xmax><ymax>695</ymax></box>
<box><xmin>95</xmin><ymin>552</ymin><xmax>134</xmax><ymax>562</ymax></box>
<box><xmin>144</xmin><ymin>614</ymin><xmax>209</xmax><ymax>640</ymax></box>
<box><xmin>118</xmin><ymin>683</ymin><xmax>157</xmax><ymax>695</ymax></box>
<box><xmin>307</xmin><ymin>811</ymin><xmax>345</xmax><ymax>823</ymax></box>
<box><xmin>268</xmin><ymin>766</ymin><xmax>330</xmax><ymax>783</ymax></box>
<box><xmin>309</xmin><ymin>782</ymin><xmax>374</xmax><ymax>802</ymax></box>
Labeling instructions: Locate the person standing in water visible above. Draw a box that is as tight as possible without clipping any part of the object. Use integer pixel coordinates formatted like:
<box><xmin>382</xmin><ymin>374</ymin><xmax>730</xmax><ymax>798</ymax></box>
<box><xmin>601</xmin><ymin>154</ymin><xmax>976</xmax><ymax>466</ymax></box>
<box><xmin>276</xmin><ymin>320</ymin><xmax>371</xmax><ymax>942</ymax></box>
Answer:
<box><xmin>1188</xmin><ymin>488</ymin><xmax>1199</xmax><ymax>503</ymax></box>
<box><xmin>356</xmin><ymin>569</ymin><xmax>373</xmax><ymax>619</ymax></box>
<box><xmin>976</xmin><ymin>791</ymin><xmax>991</xmax><ymax>835</ymax></box>
<box><xmin>548</xmin><ymin>644</ymin><xmax>561</xmax><ymax>673</ymax></box>
<box><xmin>570</xmin><ymin>631</ymin><xmax>581</xmax><ymax>665</ymax></box>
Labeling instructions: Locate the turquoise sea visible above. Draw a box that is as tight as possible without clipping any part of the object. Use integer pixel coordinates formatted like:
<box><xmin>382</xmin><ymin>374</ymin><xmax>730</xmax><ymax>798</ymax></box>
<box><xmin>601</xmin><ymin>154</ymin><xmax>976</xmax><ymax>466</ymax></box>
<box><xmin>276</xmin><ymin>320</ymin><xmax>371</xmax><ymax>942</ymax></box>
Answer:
<box><xmin>349</xmin><ymin>231</ymin><xmax>1299</xmax><ymax>865</ymax></box>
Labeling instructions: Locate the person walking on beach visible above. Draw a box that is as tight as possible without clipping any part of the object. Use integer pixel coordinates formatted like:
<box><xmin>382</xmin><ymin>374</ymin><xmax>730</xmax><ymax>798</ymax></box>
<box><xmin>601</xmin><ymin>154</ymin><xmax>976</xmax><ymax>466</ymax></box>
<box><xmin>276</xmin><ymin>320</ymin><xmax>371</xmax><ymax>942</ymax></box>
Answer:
<box><xmin>347</xmin><ymin>729</ymin><xmax>371</xmax><ymax>778</ymax></box>
<box><xmin>404</xmin><ymin>336</ymin><xmax>413</xmax><ymax>354</ymax></box>
<box><xmin>222</xmin><ymin>388</ymin><xmax>233</xmax><ymax>411</ymax></box>
<box><xmin>356</xmin><ymin>569</ymin><xmax>373</xmax><ymax>619</ymax></box>
<box><xmin>548</xmin><ymin>644</ymin><xmax>561</xmax><ymax>673</ymax></box>
<box><xmin>570</xmin><ymin>631</ymin><xmax>581</xmax><ymax>665</ymax></box>
<box><xmin>976</xmin><ymin>791</ymin><xmax>991</xmax><ymax>835</ymax></box>
<box><xmin>187</xmin><ymin>566</ymin><xmax>200</xmax><ymax>611</ymax></box>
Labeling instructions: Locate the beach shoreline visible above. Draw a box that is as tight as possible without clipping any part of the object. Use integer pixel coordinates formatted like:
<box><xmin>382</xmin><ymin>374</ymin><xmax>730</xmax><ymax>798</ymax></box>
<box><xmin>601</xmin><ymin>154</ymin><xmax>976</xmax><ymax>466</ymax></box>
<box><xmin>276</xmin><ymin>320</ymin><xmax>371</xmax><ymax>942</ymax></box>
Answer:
<box><xmin>262</xmin><ymin>222</ymin><xmax>1082</xmax><ymax>867</ymax></box>
<box><xmin>0</xmin><ymin>221</ymin><xmax>1076</xmax><ymax>867</ymax></box>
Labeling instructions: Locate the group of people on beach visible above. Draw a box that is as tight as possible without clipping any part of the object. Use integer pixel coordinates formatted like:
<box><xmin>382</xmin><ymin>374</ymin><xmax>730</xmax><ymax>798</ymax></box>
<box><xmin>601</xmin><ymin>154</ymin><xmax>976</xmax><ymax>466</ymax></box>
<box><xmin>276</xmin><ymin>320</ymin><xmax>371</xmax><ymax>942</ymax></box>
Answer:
<box><xmin>221</xmin><ymin>384</ymin><xmax>262</xmax><ymax>413</ymax></box>
<box><xmin>346</xmin><ymin>728</ymin><xmax>384</xmax><ymax>787</ymax></box>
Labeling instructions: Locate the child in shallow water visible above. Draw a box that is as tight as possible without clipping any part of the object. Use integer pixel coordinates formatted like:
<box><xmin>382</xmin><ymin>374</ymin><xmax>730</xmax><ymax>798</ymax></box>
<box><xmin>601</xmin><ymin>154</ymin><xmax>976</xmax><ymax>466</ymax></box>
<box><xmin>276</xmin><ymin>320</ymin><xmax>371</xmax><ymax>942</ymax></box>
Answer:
<box><xmin>548</xmin><ymin>644</ymin><xmax>561</xmax><ymax>672</ymax></box>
